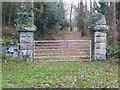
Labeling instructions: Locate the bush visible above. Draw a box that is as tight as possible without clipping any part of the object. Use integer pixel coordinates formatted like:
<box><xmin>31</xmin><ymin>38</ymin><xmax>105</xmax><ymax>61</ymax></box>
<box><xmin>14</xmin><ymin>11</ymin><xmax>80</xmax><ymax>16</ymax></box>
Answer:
<box><xmin>0</xmin><ymin>37</ymin><xmax>11</xmax><ymax>49</ymax></box>
<box><xmin>107</xmin><ymin>57</ymin><xmax>119</xmax><ymax>64</ymax></box>
<box><xmin>107</xmin><ymin>42</ymin><xmax>120</xmax><ymax>63</ymax></box>
<box><xmin>22</xmin><ymin>54</ymin><xmax>30</xmax><ymax>62</ymax></box>
<box><xmin>2</xmin><ymin>55</ymin><xmax>31</xmax><ymax>64</ymax></box>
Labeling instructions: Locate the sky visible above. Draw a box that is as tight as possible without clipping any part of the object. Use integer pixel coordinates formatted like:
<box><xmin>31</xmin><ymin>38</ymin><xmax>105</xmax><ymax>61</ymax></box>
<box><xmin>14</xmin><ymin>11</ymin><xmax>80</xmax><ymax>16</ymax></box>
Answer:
<box><xmin>63</xmin><ymin>0</ymin><xmax>99</xmax><ymax>20</ymax></box>
<box><xmin>63</xmin><ymin>0</ymin><xmax>99</xmax><ymax>6</ymax></box>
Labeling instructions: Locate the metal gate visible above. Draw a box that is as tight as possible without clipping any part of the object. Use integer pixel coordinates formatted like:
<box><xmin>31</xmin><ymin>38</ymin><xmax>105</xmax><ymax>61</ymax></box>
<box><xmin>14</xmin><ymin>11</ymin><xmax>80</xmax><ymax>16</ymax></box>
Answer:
<box><xmin>33</xmin><ymin>40</ymin><xmax>91</xmax><ymax>62</ymax></box>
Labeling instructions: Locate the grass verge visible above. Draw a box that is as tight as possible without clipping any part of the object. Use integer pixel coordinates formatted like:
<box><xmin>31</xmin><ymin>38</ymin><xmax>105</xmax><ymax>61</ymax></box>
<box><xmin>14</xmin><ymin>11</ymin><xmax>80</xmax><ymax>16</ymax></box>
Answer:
<box><xmin>2</xmin><ymin>60</ymin><xmax>118</xmax><ymax>88</ymax></box>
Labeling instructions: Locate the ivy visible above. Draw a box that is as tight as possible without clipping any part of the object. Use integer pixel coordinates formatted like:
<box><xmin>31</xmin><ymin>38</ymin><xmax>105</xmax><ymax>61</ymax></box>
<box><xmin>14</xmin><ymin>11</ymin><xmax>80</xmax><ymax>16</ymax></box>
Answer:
<box><xmin>97</xmin><ymin>2</ymin><xmax>109</xmax><ymax>15</ymax></box>
<box><xmin>89</xmin><ymin>12</ymin><xmax>103</xmax><ymax>31</ymax></box>
<box><xmin>15</xmin><ymin>12</ymin><xmax>34</xmax><ymax>30</ymax></box>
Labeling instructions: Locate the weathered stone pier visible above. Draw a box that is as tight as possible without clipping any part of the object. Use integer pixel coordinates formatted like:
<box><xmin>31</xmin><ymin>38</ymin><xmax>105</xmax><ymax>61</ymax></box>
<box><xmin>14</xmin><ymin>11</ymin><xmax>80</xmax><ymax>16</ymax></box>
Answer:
<box><xmin>94</xmin><ymin>15</ymin><xmax>109</xmax><ymax>61</ymax></box>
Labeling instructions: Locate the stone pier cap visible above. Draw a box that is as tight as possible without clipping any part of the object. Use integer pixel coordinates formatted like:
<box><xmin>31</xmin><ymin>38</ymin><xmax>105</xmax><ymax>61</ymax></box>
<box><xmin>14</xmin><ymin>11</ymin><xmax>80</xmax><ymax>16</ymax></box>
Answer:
<box><xmin>94</xmin><ymin>25</ymin><xmax>109</xmax><ymax>31</ymax></box>
<box><xmin>17</xmin><ymin>25</ymin><xmax>36</xmax><ymax>32</ymax></box>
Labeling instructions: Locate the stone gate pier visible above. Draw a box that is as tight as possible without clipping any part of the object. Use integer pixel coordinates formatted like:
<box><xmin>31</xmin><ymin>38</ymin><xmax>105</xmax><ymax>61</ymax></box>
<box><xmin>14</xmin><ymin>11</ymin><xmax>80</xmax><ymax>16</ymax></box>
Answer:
<box><xmin>15</xmin><ymin>12</ymin><xmax>36</xmax><ymax>61</ymax></box>
<box><xmin>18</xmin><ymin>26</ymin><xmax>36</xmax><ymax>60</ymax></box>
<box><xmin>94</xmin><ymin>15</ymin><xmax>109</xmax><ymax>61</ymax></box>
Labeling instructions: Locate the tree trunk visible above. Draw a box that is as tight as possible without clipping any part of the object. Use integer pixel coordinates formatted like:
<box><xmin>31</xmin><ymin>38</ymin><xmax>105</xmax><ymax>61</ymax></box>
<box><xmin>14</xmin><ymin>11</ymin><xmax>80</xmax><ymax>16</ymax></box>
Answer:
<box><xmin>89</xmin><ymin>0</ymin><xmax>95</xmax><ymax>60</ymax></box>
<box><xmin>70</xmin><ymin>2</ymin><xmax>73</xmax><ymax>31</ymax></box>
<box><xmin>113</xmin><ymin>2</ymin><xmax>117</xmax><ymax>42</ymax></box>
<box><xmin>84</xmin><ymin>0</ymin><xmax>89</xmax><ymax>36</ymax></box>
<box><xmin>31</xmin><ymin>0</ymin><xmax>34</xmax><ymax>24</ymax></box>
<box><xmin>3</xmin><ymin>8</ymin><xmax>6</xmax><ymax>26</ymax></box>
<box><xmin>79</xmin><ymin>0</ymin><xmax>85</xmax><ymax>36</ymax></box>
<box><xmin>108</xmin><ymin>2</ymin><xmax>117</xmax><ymax>43</ymax></box>
<box><xmin>116</xmin><ymin>2</ymin><xmax>120</xmax><ymax>42</ymax></box>
<box><xmin>8</xmin><ymin>2</ymin><xmax>12</xmax><ymax>26</ymax></box>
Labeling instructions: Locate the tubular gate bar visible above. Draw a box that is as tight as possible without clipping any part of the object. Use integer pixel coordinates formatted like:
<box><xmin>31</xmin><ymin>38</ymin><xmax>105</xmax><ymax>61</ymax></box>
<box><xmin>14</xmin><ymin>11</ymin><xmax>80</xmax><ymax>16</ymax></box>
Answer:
<box><xmin>33</xmin><ymin>40</ymin><xmax>91</xmax><ymax>62</ymax></box>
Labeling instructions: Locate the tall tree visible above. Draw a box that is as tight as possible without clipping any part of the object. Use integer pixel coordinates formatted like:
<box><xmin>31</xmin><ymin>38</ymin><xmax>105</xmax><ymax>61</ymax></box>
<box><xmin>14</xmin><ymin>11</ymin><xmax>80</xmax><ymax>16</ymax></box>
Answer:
<box><xmin>116</xmin><ymin>1</ymin><xmax>120</xmax><ymax>42</ymax></box>
<box><xmin>79</xmin><ymin>0</ymin><xmax>85</xmax><ymax>36</ymax></box>
<box><xmin>2</xmin><ymin>2</ymin><xmax>68</xmax><ymax>40</ymax></box>
<box><xmin>75</xmin><ymin>0</ymin><xmax>87</xmax><ymax>36</ymax></box>
<box><xmin>84</xmin><ymin>0</ymin><xmax>89</xmax><ymax>36</ymax></box>
<box><xmin>2</xmin><ymin>2</ymin><xmax>31</xmax><ymax>26</ymax></box>
<box><xmin>8</xmin><ymin>2</ymin><xmax>12</xmax><ymax>26</ymax></box>
<box><xmin>69</xmin><ymin>2</ymin><xmax>73</xmax><ymax>31</ymax></box>
<box><xmin>107</xmin><ymin>2</ymin><xmax>117</xmax><ymax>43</ymax></box>
<box><xmin>34</xmin><ymin>2</ymin><xmax>67</xmax><ymax>39</ymax></box>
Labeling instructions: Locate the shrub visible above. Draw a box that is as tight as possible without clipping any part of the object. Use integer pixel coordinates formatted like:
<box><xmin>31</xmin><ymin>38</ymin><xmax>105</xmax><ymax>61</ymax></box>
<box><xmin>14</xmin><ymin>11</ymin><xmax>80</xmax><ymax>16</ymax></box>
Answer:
<box><xmin>107</xmin><ymin>42</ymin><xmax>120</xmax><ymax>63</ymax></box>
<box><xmin>22</xmin><ymin>54</ymin><xmax>30</xmax><ymax>62</ymax></box>
<box><xmin>2</xmin><ymin>55</ymin><xmax>31</xmax><ymax>64</ymax></box>
<box><xmin>0</xmin><ymin>37</ymin><xmax>11</xmax><ymax>49</ymax></box>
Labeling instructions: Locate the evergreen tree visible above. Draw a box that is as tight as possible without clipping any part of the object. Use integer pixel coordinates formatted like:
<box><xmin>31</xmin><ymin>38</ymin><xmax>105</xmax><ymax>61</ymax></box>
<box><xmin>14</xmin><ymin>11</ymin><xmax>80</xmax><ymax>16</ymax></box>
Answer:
<box><xmin>2</xmin><ymin>2</ymin><xmax>68</xmax><ymax>40</ymax></box>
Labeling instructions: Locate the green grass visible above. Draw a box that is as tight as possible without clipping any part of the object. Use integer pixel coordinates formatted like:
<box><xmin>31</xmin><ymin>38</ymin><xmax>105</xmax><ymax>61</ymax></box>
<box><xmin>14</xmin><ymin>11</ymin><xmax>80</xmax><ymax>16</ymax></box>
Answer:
<box><xmin>2</xmin><ymin>60</ymin><xmax>118</xmax><ymax>88</ymax></box>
